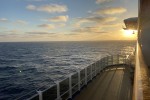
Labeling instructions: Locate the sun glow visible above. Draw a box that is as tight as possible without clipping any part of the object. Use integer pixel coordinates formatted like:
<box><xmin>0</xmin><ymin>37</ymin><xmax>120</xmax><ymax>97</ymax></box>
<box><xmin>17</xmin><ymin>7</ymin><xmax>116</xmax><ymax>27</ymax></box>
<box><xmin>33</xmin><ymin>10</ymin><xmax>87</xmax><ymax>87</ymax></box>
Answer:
<box><xmin>123</xmin><ymin>30</ymin><xmax>137</xmax><ymax>39</ymax></box>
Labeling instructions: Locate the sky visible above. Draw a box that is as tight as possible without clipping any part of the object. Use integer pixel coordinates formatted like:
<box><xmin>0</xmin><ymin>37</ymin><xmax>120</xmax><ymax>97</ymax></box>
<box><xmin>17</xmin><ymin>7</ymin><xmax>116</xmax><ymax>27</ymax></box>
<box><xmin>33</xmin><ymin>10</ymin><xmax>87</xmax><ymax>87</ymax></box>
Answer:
<box><xmin>0</xmin><ymin>0</ymin><xmax>138</xmax><ymax>42</ymax></box>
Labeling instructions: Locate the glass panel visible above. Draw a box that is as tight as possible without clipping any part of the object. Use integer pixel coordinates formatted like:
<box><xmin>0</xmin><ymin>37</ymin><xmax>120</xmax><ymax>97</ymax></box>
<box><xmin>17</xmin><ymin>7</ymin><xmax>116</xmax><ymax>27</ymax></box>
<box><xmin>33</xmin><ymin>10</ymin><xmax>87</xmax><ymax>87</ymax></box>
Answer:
<box><xmin>103</xmin><ymin>57</ymin><xmax>107</xmax><ymax>67</ymax></box>
<box><xmin>113</xmin><ymin>55</ymin><xmax>118</xmax><ymax>65</ymax></box>
<box><xmin>60</xmin><ymin>78</ymin><xmax>69</xmax><ymax>99</ymax></box>
<box><xmin>101</xmin><ymin>58</ymin><xmax>104</xmax><ymax>69</ymax></box>
<box><xmin>119</xmin><ymin>56</ymin><xmax>124</xmax><ymax>64</ymax></box>
<box><xmin>80</xmin><ymin>69</ymin><xmax>85</xmax><ymax>87</ymax></box>
<box><xmin>30</xmin><ymin>95</ymin><xmax>39</xmax><ymax>100</ymax></box>
<box><xmin>87</xmin><ymin>65</ymin><xmax>91</xmax><ymax>82</ymax></box>
<box><xmin>108</xmin><ymin>56</ymin><xmax>113</xmax><ymax>65</ymax></box>
<box><xmin>92</xmin><ymin>63</ymin><xmax>95</xmax><ymax>77</ymax></box>
<box><xmin>95</xmin><ymin>61</ymin><xmax>99</xmax><ymax>74</ymax></box>
<box><xmin>16</xmin><ymin>90</ymin><xmax>38</xmax><ymax>100</ymax></box>
<box><xmin>98</xmin><ymin>60</ymin><xmax>102</xmax><ymax>71</ymax></box>
<box><xmin>42</xmin><ymin>85</ymin><xmax>57</xmax><ymax>100</ymax></box>
<box><xmin>71</xmin><ymin>73</ymin><xmax>78</xmax><ymax>94</ymax></box>
<box><xmin>61</xmin><ymin>91</ymin><xmax>69</xmax><ymax>100</ymax></box>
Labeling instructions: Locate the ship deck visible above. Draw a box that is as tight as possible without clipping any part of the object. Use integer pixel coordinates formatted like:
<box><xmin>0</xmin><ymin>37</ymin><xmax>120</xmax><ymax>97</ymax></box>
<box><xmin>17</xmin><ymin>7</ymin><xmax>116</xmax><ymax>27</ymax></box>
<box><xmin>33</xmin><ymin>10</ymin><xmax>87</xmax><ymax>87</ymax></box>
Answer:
<box><xmin>73</xmin><ymin>65</ymin><xmax>133</xmax><ymax>100</ymax></box>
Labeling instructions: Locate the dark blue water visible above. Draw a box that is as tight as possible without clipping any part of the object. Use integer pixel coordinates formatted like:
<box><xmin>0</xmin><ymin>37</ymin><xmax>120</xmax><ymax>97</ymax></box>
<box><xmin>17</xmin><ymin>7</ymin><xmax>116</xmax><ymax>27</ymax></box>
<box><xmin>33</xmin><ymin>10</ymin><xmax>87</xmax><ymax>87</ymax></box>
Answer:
<box><xmin>0</xmin><ymin>41</ymin><xmax>136</xmax><ymax>100</ymax></box>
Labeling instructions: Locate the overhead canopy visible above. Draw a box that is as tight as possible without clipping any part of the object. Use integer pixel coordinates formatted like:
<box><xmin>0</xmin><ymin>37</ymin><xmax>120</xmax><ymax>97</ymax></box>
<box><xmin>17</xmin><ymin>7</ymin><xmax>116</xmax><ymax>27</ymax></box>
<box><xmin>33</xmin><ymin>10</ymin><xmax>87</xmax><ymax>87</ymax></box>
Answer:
<box><xmin>123</xmin><ymin>17</ymin><xmax>138</xmax><ymax>30</ymax></box>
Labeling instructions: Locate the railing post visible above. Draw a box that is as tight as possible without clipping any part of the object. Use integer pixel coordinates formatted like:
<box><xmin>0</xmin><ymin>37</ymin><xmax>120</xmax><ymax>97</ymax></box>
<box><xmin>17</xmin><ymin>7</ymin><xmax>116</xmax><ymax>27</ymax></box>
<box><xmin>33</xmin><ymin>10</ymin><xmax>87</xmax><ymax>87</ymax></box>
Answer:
<box><xmin>97</xmin><ymin>61</ymin><xmax>100</xmax><ymax>73</ymax></box>
<box><xmin>124</xmin><ymin>56</ymin><xmax>126</xmax><ymax>64</ymax></box>
<box><xmin>107</xmin><ymin>56</ymin><xmax>109</xmax><ymax>66</ymax></box>
<box><xmin>102</xmin><ymin>59</ymin><xmax>104</xmax><ymax>70</ymax></box>
<box><xmin>95</xmin><ymin>62</ymin><xmax>98</xmax><ymax>74</ymax></box>
<box><xmin>69</xmin><ymin>75</ymin><xmax>72</xmax><ymax>98</ymax></box>
<box><xmin>112</xmin><ymin>56</ymin><xmax>113</xmax><ymax>65</ymax></box>
<box><xmin>118</xmin><ymin>55</ymin><xmax>119</xmax><ymax>64</ymax></box>
<box><xmin>37</xmin><ymin>91</ymin><xmax>43</xmax><ymax>100</ymax></box>
<box><xmin>104</xmin><ymin>58</ymin><xmax>106</xmax><ymax>68</ymax></box>
<box><xmin>94</xmin><ymin>63</ymin><xmax>96</xmax><ymax>76</ymax></box>
<box><xmin>99</xmin><ymin>61</ymin><xmax>101</xmax><ymax>73</ymax></box>
<box><xmin>85</xmin><ymin>67</ymin><xmax>87</xmax><ymax>85</ymax></box>
<box><xmin>56</xmin><ymin>81</ymin><xmax>62</xmax><ymax>100</ymax></box>
<box><xmin>91</xmin><ymin>65</ymin><xmax>92</xmax><ymax>80</ymax></box>
<box><xmin>78</xmin><ymin>71</ymin><xmax>81</xmax><ymax>91</ymax></box>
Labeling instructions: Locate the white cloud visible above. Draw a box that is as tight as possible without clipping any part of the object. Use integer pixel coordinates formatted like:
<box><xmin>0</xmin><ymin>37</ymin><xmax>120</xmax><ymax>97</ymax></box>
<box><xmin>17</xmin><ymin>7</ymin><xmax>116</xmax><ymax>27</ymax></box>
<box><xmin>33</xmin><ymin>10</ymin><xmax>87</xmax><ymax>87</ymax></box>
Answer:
<box><xmin>75</xmin><ymin>16</ymin><xmax>117</xmax><ymax>27</ymax></box>
<box><xmin>6</xmin><ymin>30</ymin><xmax>19</xmax><ymax>33</ymax></box>
<box><xmin>94</xmin><ymin>7</ymin><xmax>127</xmax><ymax>15</ymax></box>
<box><xmin>26</xmin><ymin>0</ymin><xmax>44</xmax><ymax>1</ymax></box>
<box><xmin>72</xmin><ymin>26</ymin><xmax>104</xmax><ymax>33</ymax></box>
<box><xmin>26</xmin><ymin>31</ymin><xmax>56</xmax><ymax>35</ymax></box>
<box><xmin>75</xmin><ymin>18</ymin><xmax>90</xmax><ymax>27</ymax></box>
<box><xmin>0</xmin><ymin>30</ymin><xmax>20</xmax><ymax>37</ymax></box>
<box><xmin>16</xmin><ymin>20</ymin><xmax>28</xmax><ymax>25</ymax></box>
<box><xmin>102</xmin><ymin>23</ymin><xmax>122</xmax><ymax>28</ymax></box>
<box><xmin>0</xmin><ymin>18</ymin><xmax>8</xmax><ymax>22</ymax></box>
<box><xmin>43</xmin><ymin>15</ymin><xmax>69</xmax><ymax>22</ymax></box>
<box><xmin>96</xmin><ymin>0</ymin><xmax>113</xmax><ymax>4</ymax></box>
<box><xmin>38</xmin><ymin>24</ymin><xmax>55</xmax><ymax>29</ymax></box>
<box><xmin>26</xmin><ymin>5</ymin><xmax>36</xmax><ymax>10</ymax></box>
<box><xmin>26</xmin><ymin>4</ymin><xmax>68</xmax><ymax>13</ymax></box>
<box><xmin>57</xmin><ymin>23</ymin><xmax>66</xmax><ymax>27</ymax></box>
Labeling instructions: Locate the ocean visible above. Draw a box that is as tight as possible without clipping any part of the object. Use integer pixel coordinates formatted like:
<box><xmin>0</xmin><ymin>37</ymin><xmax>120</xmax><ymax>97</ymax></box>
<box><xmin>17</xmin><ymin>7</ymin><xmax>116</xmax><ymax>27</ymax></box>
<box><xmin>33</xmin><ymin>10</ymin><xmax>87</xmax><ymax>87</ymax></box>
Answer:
<box><xmin>0</xmin><ymin>41</ymin><xmax>136</xmax><ymax>100</ymax></box>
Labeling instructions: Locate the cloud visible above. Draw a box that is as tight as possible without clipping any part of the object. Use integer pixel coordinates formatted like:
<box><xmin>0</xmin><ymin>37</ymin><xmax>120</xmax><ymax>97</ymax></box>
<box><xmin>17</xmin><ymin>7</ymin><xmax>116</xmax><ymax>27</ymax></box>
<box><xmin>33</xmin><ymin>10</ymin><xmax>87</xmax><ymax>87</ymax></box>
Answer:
<box><xmin>86</xmin><ymin>16</ymin><xmax>117</xmax><ymax>22</ymax></box>
<box><xmin>65</xmin><ymin>33</ymin><xmax>79</xmax><ymax>36</ymax></box>
<box><xmin>0</xmin><ymin>33</ymin><xmax>18</xmax><ymax>37</ymax></box>
<box><xmin>26</xmin><ymin>4</ymin><xmax>68</xmax><ymax>13</ymax></box>
<box><xmin>96</xmin><ymin>0</ymin><xmax>113</xmax><ymax>4</ymax></box>
<box><xmin>16</xmin><ymin>20</ymin><xmax>28</xmax><ymax>25</ymax></box>
<box><xmin>94</xmin><ymin>7</ymin><xmax>127</xmax><ymax>15</ymax></box>
<box><xmin>43</xmin><ymin>15</ymin><xmax>69</xmax><ymax>22</ymax></box>
<box><xmin>2</xmin><ymin>30</ymin><xmax>20</xmax><ymax>34</ymax></box>
<box><xmin>57</xmin><ymin>23</ymin><xmax>66</xmax><ymax>27</ymax></box>
<box><xmin>75</xmin><ymin>16</ymin><xmax>117</xmax><ymax>27</ymax></box>
<box><xmin>75</xmin><ymin>19</ymin><xmax>91</xmax><ymax>27</ymax></box>
<box><xmin>0</xmin><ymin>18</ymin><xmax>9</xmax><ymax>22</ymax></box>
<box><xmin>7</xmin><ymin>30</ymin><xmax>18</xmax><ymax>33</ymax></box>
<box><xmin>0</xmin><ymin>30</ymin><xmax>20</xmax><ymax>37</ymax></box>
<box><xmin>26</xmin><ymin>5</ymin><xmax>36</xmax><ymax>10</ymax></box>
<box><xmin>26</xmin><ymin>31</ymin><xmax>56</xmax><ymax>35</ymax></box>
<box><xmin>72</xmin><ymin>26</ymin><xmax>108</xmax><ymax>34</ymax></box>
<box><xmin>38</xmin><ymin>24</ymin><xmax>55</xmax><ymax>29</ymax></box>
<box><xmin>102</xmin><ymin>23</ymin><xmax>122</xmax><ymax>28</ymax></box>
<box><xmin>26</xmin><ymin>0</ymin><xmax>44</xmax><ymax>1</ymax></box>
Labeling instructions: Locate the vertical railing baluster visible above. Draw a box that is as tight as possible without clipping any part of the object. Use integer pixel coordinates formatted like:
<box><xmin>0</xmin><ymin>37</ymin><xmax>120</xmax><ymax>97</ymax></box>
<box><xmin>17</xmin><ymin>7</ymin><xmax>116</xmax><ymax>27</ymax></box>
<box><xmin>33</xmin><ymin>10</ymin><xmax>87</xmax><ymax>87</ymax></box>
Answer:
<box><xmin>69</xmin><ymin>75</ymin><xmax>72</xmax><ymax>99</ymax></box>
<box><xmin>37</xmin><ymin>91</ymin><xmax>43</xmax><ymax>100</ymax></box>
<box><xmin>99</xmin><ymin>61</ymin><xmax>101</xmax><ymax>73</ymax></box>
<box><xmin>91</xmin><ymin>65</ymin><xmax>92</xmax><ymax>80</ymax></box>
<box><xmin>118</xmin><ymin>55</ymin><xmax>119</xmax><ymax>64</ymax></box>
<box><xmin>85</xmin><ymin>68</ymin><xmax>87</xmax><ymax>85</ymax></box>
<box><xmin>56</xmin><ymin>82</ymin><xmax>61</xmax><ymax>100</ymax></box>
<box><xmin>98</xmin><ymin>61</ymin><xmax>100</xmax><ymax>73</ymax></box>
<box><xmin>96</xmin><ymin>61</ymin><xmax>98</xmax><ymax>73</ymax></box>
<box><xmin>101</xmin><ymin>59</ymin><xmax>103</xmax><ymax>70</ymax></box>
<box><xmin>94</xmin><ymin>63</ymin><xmax>96</xmax><ymax>76</ymax></box>
<box><xmin>78</xmin><ymin>71</ymin><xmax>81</xmax><ymax>91</ymax></box>
<box><xmin>112</xmin><ymin>56</ymin><xmax>113</xmax><ymax>65</ymax></box>
<box><xmin>107</xmin><ymin>56</ymin><xmax>108</xmax><ymax>66</ymax></box>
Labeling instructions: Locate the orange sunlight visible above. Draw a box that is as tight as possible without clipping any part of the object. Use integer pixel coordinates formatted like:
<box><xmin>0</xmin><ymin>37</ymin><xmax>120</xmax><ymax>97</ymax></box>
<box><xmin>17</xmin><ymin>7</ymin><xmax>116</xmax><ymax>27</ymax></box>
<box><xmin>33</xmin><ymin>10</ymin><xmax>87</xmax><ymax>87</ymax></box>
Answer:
<box><xmin>122</xmin><ymin>29</ymin><xmax>137</xmax><ymax>40</ymax></box>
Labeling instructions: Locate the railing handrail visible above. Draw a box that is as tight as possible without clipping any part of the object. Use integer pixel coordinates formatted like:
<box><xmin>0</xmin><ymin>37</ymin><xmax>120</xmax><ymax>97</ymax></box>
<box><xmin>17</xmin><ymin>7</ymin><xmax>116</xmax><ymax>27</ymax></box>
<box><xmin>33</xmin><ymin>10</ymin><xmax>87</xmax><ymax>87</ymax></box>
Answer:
<box><xmin>16</xmin><ymin>54</ymin><xmax>134</xmax><ymax>100</ymax></box>
<box><xmin>132</xmin><ymin>42</ymin><xmax>146</xmax><ymax>100</ymax></box>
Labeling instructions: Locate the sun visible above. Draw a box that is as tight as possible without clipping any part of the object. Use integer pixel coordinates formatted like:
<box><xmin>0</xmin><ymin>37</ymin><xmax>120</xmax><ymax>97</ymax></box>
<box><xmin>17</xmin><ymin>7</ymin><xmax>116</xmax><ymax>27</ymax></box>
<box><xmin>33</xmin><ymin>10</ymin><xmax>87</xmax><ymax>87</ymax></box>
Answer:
<box><xmin>124</xmin><ymin>30</ymin><xmax>134</xmax><ymax>36</ymax></box>
<box><xmin>123</xmin><ymin>30</ymin><xmax>137</xmax><ymax>38</ymax></box>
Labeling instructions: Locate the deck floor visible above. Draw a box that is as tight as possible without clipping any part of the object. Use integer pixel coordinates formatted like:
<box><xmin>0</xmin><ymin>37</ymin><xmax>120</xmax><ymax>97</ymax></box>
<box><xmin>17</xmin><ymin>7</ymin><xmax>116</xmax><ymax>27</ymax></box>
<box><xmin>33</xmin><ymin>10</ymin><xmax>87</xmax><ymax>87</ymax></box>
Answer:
<box><xmin>73</xmin><ymin>65</ymin><xmax>133</xmax><ymax>100</ymax></box>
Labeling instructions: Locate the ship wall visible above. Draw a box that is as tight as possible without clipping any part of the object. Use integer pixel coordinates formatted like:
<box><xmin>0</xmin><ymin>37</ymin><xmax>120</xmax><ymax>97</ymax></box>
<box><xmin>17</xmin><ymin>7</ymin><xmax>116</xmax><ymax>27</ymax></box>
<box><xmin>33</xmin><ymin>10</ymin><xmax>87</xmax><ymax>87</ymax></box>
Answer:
<box><xmin>138</xmin><ymin>0</ymin><xmax>150</xmax><ymax>67</ymax></box>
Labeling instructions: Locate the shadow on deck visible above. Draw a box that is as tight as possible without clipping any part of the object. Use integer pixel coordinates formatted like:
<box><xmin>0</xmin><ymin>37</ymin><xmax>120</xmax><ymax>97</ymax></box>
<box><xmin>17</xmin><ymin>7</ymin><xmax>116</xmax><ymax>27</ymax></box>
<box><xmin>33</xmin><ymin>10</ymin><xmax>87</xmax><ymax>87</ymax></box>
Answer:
<box><xmin>73</xmin><ymin>65</ymin><xmax>133</xmax><ymax>100</ymax></box>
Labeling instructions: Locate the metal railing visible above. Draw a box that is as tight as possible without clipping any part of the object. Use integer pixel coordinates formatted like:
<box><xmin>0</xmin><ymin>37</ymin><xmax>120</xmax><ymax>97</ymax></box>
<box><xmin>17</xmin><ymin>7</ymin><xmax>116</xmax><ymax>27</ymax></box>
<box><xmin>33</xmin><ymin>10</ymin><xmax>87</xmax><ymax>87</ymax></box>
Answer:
<box><xmin>132</xmin><ymin>42</ymin><xmax>143</xmax><ymax>100</ymax></box>
<box><xmin>16</xmin><ymin>54</ymin><xmax>132</xmax><ymax>100</ymax></box>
